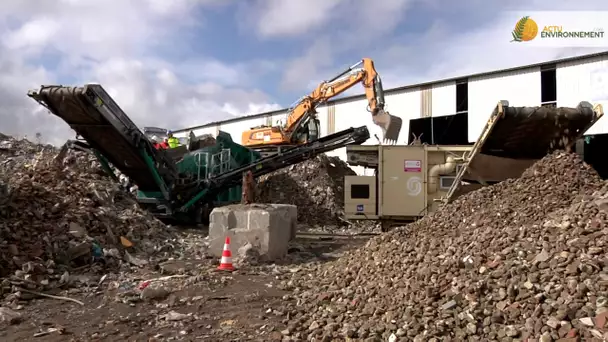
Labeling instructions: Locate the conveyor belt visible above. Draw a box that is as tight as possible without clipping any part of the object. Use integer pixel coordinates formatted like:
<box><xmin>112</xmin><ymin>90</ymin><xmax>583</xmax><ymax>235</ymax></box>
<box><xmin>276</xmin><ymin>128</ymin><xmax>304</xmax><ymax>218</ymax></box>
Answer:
<box><xmin>445</xmin><ymin>100</ymin><xmax>604</xmax><ymax>202</ymax></box>
<box><xmin>249</xmin><ymin>144</ymin><xmax>300</xmax><ymax>158</ymax></box>
<box><xmin>480</xmin><ymin>102</ymin><xmax>599</xmax><ymax>159</ymax></box>
<box><xmin>177</xmin><ymin>126</ymin><xmax>370</xmax><ymax>211</ymax></box>
<box><xmin>223</xmin><ymin>126</ymin><xmax>370</xmax><ymax>182</ymax></box>
<box><xmin>28</xmin><ymin>84</ymin><xmax>176</xmax><ymax>192</ymax></box>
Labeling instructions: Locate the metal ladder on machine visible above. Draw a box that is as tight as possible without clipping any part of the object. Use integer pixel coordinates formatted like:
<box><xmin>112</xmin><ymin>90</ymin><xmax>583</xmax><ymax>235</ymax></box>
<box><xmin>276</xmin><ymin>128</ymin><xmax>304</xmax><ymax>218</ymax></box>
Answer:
<box><xmin>193</xmin><ymin>149</ymin><xmax>232</xmax><ymax>182</ymax></box>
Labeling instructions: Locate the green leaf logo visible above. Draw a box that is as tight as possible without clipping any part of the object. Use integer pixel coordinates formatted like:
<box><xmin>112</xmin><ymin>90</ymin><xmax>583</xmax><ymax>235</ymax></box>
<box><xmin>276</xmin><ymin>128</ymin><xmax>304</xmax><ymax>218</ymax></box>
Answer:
<box><xmin>511</xmin><ymin>16</ymin><xmax>529</xmax><ymax>42</ymax></box>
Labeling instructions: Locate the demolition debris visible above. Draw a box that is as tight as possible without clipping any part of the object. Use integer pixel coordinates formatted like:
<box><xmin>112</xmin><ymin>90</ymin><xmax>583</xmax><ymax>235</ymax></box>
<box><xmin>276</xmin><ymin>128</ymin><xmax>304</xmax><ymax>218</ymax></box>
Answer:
<box><xmin>257</xmin><ymin>154</ymin><xmax>355</xmax><ymax>226</ymax></box>
<box><xmin>0</xmin><ymin>134</ymin><xmax>175</xmax><ymax>281</ymax></box>
<box><xmin>278</xmin><ymin>152</ymin><xmax>608</xmax><ymax>341</ymax></box>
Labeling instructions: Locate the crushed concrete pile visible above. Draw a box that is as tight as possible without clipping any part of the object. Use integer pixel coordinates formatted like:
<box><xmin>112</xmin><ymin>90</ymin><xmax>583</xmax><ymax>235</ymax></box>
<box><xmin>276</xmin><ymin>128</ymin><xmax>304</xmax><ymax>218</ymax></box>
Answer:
<box><xmin>257</xmin><ymin>154</ymin><xmax>355</xmax><ymax>226</ymax></box>
<box><xmin>0</xmin><ymin>134</ymin><xmax>175</xmax><ymax>282</ymax></box>
<box><xmin>278</xmin><ymin>152</ymin><xmax>608</xmax><ymax>341</ymax></box>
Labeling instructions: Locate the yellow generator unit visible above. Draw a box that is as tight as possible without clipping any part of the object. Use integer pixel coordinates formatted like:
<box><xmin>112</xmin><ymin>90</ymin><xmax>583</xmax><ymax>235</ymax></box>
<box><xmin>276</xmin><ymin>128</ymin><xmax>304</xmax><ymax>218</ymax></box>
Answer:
<box><xmin>344</xmin><ymin>145</ymin><xmax>470</xmax><ymax>230</ymax></box>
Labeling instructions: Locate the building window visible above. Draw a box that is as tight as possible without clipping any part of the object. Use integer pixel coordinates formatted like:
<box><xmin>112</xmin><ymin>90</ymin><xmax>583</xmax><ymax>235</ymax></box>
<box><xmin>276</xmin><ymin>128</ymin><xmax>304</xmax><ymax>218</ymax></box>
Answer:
<box><xmin>541</xmin><ymin>64</ymin><xmax>557</xmax><ymax>107</ymax></box>
<box><xmin>350</xmin><ymin>184</ymin><xmax>370</xmax><ymax>199</ymax></box>
<box><xmin>456</xmin><ymin>79</ymin><xmax>468</xmax><ymax>113</ymax></box>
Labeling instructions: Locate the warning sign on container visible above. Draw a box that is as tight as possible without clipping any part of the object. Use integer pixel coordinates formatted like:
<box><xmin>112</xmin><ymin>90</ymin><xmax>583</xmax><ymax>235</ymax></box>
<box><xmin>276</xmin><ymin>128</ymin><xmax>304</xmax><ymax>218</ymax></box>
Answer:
<box><xmin>404</xmin><ymin>160</ymin><xmax>421</xmax><ymax>172</ymax></box>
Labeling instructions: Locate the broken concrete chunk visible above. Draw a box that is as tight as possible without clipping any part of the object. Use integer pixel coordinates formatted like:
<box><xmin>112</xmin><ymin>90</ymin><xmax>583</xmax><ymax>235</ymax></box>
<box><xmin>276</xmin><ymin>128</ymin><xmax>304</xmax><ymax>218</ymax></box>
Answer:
<box><xmin>277</xmin><ymin>152</ymin><xmax>608</xmax><ymax>341</ymax></box>
<box><xmin>141</xmin><ymin>287</ymin><xmax>170</xmax><ymax>301</ymax></box>
<box><xmin>441</xmin><ymin>300</ymin><xmax>457</xmax><ymax>310</ymax></box>
<box><xmin>163</xmin><ymin>311</ymin><xmax>189</xmax><ymax>321</ymax></box>
<box><xmin>534</xmin><ymin>249</ymin><xmax>550</xmax><ymax>263</ymax></box>
<box><xmin>68</xmin><ymin>222</ymin><xmax>86</xmax><ymax>238</ymax></box>
<box><xmin>579</xmin><ymin>317</ymin><xmax>594</xmax><ymax>326</ymax></box>
<box><xmin>0</xmin><ymin>307</ymin><xmax>22</xmax><ymax>325</ymax></box>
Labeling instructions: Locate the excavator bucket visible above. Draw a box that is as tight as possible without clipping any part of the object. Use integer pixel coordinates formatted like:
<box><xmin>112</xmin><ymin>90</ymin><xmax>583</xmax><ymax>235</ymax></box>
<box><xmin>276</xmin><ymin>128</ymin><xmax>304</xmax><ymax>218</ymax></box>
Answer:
<box><xmin>373</xmin><ymin>110</ymin><xmax>403</xmax><ymax>144</ymax></box>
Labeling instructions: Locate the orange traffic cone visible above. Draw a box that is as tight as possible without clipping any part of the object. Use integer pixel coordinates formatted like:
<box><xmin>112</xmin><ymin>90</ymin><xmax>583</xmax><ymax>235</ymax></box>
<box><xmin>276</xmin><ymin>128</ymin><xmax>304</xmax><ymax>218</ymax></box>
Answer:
<box><xmin>217</xmin><ymin>236</ymin><xmax>235</xmax><ymax>271</ymax></box>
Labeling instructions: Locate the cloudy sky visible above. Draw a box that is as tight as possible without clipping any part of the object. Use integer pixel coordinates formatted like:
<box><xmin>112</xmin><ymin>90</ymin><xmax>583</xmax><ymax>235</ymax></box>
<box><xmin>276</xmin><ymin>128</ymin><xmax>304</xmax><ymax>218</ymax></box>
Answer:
<box><xmin>0</xmin><ymin>0</ymin><xmax>606</xmax><ymax>144</ymax></box>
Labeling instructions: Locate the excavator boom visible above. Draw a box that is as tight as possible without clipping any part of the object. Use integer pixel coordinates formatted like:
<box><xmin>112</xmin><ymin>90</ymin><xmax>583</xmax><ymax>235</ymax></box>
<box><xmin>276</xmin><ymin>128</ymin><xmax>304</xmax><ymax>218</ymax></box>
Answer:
<box><xmin>241</xmin><ymin>58</ymin><xmax>402</xmax><ymax>149</ymax></box>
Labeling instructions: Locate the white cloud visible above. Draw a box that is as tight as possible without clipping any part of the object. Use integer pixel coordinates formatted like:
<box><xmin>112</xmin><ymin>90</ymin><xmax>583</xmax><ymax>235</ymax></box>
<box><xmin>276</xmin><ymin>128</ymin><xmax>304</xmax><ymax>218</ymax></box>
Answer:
<box><xmin>2</xmin><ymin>18</ymin><xmax>60</xmax><ymax>50</ymax></box>
<box><xmin>377</xmin><ymin>6</ymin><xmax>608</xmax><ymax>88</ymax></box>
<box><xmin>281</xmin><ymin>37</ymin><xmax>335</xmax><ymax>90</ymax></box>
<box><xmin>245</xmin><ymin>0</ymin><xmax>343</xmax><ymax>38</ymax></box>
<box><xmin>245</xmin><ymin>0</ymin><xmax>413</xmax><ymax>40</ymax></box>
<box><xmin>2</xmin><ymin>0</ymin><xmax>607</xmax><ymax>147</ymax></box>
<box><xmin>256</xmin><ymin>0</ymin><xmax>414</xmax><ymax>93</ymax></box>
<box><xmin>0</xmin><ymin>0</ymin><xmax>279</xmax><ymax>145</ymax></box>
<box><xmin>265</xmin><ymin>0</ymin><xmax>608</xmax><ymax>96</ymax></box>
<box><xmin>88</xmin><ymin>57</ymin><xmax>280</xmax><ymax>129</ymax></box>
<box><xmin>244</xmin><ymin>0</ymin><xmax>415</xmax><ymax>95</ymax></box>
<box><xmin>0</xmin><ymin>54</ymin><xmax>77</xmax><ymax>144</ymax></box>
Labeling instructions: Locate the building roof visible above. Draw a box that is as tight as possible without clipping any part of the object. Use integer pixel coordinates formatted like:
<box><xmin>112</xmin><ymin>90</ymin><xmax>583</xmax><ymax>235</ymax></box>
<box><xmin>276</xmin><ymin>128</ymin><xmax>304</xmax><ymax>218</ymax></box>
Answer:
<box><xmin>174</xmin><ymin>50</ymin><xmax>608</xmax><ymax>134</ymax></box>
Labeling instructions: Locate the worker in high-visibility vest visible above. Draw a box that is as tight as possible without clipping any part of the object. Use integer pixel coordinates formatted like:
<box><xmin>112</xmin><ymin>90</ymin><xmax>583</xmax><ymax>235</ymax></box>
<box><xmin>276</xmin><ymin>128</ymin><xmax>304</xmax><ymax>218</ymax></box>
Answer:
<box><xmin>167</xmin><ymin>130</ymin><xmax>180</xmax><ymax>148</ymax></box>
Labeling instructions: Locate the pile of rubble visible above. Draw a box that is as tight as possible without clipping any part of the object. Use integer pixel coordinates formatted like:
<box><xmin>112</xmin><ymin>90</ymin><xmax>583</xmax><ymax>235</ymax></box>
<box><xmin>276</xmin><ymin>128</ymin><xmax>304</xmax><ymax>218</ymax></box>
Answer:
<box><xmin>257</xmin><ymin>154</ymin><xmax>355</xmax><ymax>226</ymax></box>
<box><xmin>278</xmin><ymin>152</ymin><xmax>608</xmax><ymax>341</ymax></box>
<box><xmin>0</xmin><ymin>134</ymin><xmax>175</xmax><ymax>283</ymax></box>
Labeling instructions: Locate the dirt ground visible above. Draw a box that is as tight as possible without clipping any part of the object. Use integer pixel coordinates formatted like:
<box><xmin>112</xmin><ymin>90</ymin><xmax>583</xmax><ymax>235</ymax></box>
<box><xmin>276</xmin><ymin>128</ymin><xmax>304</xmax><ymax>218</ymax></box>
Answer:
<box><xmin>0</xmin><ymin>235</ymin><xmax>370</xmax><ymax>342</ymax></box>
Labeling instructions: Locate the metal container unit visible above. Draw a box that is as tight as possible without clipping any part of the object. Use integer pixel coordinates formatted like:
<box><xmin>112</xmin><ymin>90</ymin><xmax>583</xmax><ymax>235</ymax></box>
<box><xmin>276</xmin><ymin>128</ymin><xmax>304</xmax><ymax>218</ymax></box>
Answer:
<box><xmin>344</xmin><ymin>100</ymin><xmax>604</xmax><ymax>231</ymax></box>
<box><xmin>345</xmin><ymin>145</ymin><xmax>470</xmax><ymax>225</ymax></box>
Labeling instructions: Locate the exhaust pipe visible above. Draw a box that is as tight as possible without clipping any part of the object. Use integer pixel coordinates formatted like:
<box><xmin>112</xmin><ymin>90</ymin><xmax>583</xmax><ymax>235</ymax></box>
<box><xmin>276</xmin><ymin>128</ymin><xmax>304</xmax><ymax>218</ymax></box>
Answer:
<box><xmin>372</xmin><ymin>109</ymin><xmax>403</xmax><ymax>144</ymax></box>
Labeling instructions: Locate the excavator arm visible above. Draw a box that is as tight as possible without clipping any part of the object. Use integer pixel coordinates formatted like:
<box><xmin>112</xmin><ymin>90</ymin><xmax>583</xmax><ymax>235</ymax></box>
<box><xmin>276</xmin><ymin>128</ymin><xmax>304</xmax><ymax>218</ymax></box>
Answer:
<box><xmin>241</xmin><ymin>58</ymin><xmax>402</xmax><ymax>149</ymax></box>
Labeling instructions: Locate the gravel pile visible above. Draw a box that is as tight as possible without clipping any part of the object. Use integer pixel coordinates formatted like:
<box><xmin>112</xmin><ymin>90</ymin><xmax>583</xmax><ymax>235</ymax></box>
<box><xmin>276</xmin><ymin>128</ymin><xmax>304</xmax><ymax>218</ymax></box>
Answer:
<box><xmin>257</xmin><ymin>154</ymin><xmax>356</xmax><ymax>226</ymax></box>
<box><xmin>278</xmin><ymin>152</ymin><xmax>608</xmax><ymax>341</ymax></box>
<box><xmin>0</xmin><ymin>134</ymin><xmax>176</xmax><ymax>281</ymax></box>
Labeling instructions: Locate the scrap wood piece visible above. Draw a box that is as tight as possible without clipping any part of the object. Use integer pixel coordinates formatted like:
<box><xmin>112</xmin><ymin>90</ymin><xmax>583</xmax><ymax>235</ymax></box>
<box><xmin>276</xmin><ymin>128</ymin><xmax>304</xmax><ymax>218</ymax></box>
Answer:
<box><xmin>17</xmin><ymin>288</ymin><xmax>84</xmax><ymax>306</ymax></box>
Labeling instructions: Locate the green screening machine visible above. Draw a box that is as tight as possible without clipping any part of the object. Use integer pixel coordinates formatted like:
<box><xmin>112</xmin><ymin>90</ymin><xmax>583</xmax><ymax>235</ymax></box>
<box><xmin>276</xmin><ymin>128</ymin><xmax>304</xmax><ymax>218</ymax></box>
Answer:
<box><xmin>28</xmin><ymin>84</ymin><xmax>369</xmax><ymax>223</ymax></box>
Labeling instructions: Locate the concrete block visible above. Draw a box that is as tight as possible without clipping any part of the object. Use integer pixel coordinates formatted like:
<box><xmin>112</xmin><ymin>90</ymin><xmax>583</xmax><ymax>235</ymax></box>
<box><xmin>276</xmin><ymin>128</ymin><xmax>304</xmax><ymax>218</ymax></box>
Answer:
<box><xmin>209</xmin><ymin>204</ymin><xmax>297</xmax><ymax>261</ymax></box>
<box><xmin>269</xmin><ymin>203</ymin><xmax>298</xmax><ymax>240</ymax></box>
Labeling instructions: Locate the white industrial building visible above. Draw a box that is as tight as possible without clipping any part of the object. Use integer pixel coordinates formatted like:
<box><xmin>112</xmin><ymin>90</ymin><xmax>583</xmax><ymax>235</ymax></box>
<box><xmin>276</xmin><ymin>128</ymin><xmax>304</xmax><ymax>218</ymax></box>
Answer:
<box><xmin>173</xmin><ymin>51</ymin><xmax>608</xmax><ymax>176</ymax></box>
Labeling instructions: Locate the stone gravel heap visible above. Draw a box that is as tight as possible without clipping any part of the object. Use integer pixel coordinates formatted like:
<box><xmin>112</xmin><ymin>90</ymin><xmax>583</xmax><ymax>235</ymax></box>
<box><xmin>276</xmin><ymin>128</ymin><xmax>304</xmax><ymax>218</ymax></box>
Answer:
<box><xmin>278</xmin><ymin>151</ymin><xmax>608</xmax><ymax>341</ymax></box>
<box><xmin>257</xmin><ymin>154</ymin><xmax>356</xmax><ymax>226</ymax></box>
<box><xmin>0</xmin><ymin>134</ymin><xmax>175</xmax><ymax>279</ymax></box>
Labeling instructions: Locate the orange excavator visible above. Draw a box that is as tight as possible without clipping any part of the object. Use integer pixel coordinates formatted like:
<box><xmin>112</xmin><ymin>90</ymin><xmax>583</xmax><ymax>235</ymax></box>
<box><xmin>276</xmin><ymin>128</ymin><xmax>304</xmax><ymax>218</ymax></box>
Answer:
<box><xmin>241</xmin><ymin>58</ymin><xmax>402</xmax><ymax>153</ymax></box>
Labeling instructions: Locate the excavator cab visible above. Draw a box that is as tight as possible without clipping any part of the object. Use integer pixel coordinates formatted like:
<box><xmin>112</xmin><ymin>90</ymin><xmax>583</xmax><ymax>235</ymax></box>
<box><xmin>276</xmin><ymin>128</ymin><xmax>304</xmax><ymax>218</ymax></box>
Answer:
<box><xmin>293</xmin><ymin>116</ymin><xmax>320</xmax><ymax>143</ymax></box>
<box><xmin>308</xmin><ymin>118</ymin><xmax>320</xmax><ymax>141</ymax></box>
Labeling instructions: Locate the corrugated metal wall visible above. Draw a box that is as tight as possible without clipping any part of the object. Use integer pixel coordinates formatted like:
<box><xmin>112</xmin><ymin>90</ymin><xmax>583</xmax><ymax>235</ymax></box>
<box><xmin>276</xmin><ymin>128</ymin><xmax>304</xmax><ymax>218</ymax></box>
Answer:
<box><xmin>330</xmin><ymin>88</ymin><xmax>423</xmax><ymax>146</ymax></box>
<box><xmin>431</xmin><ymin>81</ymin><xmax>457</xmax><ymax>117</ymax></box>
<box><xmin>326</xmin><ymin>88</ymin><xmax>422</xmax><ymax>174</ymax></box>
<box><xmin>556</xmin><ymin>55</ymin><xmax>608</xmax><ymax>135</ymax></box>
<box><xmin>174</xmin><ymin>125</ymin><xmax>217</xmax><ymax>138</ymax></box>
<box><xmin>217</xmin><ymin>117</ymin><xmax>266</xmax><ymax>143</ymax></box>
<box><xmin>314</xmin><ymin>105</ymin><xmax>329</xmax><ymax>137</ymax></box>
<box><xmin>467</xmin><ymin>67</ymin><xmax>541</xmax><ymax>142</ymax></box>
<box><xmin>328</xmin><ymin>98</ymin><xmax>370</xmax><ymax>161</ymax></box>
<box><xmin>420</xmin><ymin>85</ymin><xmax>432</xmax><ymax>118</ymax></box>
<box><xmin>270</xmin><ymin>110</ymin><xmax>289</xmax><ymax>127</ymax></box>
<box><xmin>172</xmin><ymin>54</ymin><xmax>607</xmax><ymax>172</ymax></box>
<box><xmin>384</xmin><ymin>89</ymin><xmax>421</xmax><ymax>144</ymax></box>
<box><xmin>326</xmin><ymin>104</ymin><xmax>335</xmax><ymax>135</ymax></box>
